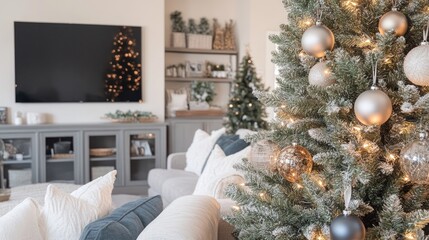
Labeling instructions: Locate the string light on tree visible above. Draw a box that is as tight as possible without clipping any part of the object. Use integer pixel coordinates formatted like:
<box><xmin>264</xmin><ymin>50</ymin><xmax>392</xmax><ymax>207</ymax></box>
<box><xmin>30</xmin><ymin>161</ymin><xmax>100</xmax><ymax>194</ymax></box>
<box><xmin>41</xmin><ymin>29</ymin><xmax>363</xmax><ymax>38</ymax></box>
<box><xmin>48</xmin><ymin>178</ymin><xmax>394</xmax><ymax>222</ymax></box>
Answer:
<box><xmin>403</xmin><ymin>22</ymin><xmax>429</xmax><ymax>86</ymax></box>
<box><xmin>378</xmin><ymin>2</ymin><xmax>408</xmax><ymax>36</ymax></box>
<box><xmin>354</xmin><ymin>59</ymin><xmax>392</xmax><ymax>126</ymax></box>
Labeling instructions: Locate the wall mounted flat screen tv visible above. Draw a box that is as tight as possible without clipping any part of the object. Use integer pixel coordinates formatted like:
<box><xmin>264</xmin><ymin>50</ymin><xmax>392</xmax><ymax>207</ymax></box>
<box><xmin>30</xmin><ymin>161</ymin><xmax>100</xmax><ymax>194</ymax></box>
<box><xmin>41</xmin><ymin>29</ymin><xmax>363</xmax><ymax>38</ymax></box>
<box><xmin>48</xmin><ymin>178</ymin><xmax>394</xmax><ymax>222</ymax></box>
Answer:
<box><xmin>15</xmin><ymin>22</ymin><xmax>142</xmax><ymax>103</ymax></box>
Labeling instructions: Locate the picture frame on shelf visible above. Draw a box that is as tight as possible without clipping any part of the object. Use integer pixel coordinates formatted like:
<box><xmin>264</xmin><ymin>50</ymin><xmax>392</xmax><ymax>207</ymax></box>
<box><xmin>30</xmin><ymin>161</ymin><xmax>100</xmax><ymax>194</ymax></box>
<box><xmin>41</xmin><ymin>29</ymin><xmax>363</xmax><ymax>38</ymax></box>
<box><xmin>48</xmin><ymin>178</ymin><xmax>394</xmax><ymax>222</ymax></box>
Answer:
<box><xmin>0</xmin><ymin>107</ymin><xmax>7</xmax><ymax>124</ymax></box>
<box><xmin>186</xmin><ymin>61</ymin><xmax>204</xmax><ymax>77</ymax></box>
<box><xmin>131</xmin><ymin>140</ymin><xmax>153</xmax><ymax>156</ymax></box>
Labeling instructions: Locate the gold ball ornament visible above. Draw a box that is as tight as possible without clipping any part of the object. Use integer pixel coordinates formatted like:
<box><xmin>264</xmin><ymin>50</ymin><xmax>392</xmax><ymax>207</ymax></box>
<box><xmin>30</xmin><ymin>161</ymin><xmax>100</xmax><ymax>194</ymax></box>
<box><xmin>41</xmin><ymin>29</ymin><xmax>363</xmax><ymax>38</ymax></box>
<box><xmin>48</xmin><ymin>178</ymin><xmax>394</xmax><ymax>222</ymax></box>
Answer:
<box><xmin>309</xmin><ymin>61</ymin><xmax>335</xmax><ymax>87</ymax></box>
<box><xmin>404</xmin><ymin>41</ymin><xmax>429</xmax><ymax>86</ymax></box>
<box><xmin>354</xmin><ymin>86</ymin><xmax>392</xmax><ymax>126</ymax></box>
<box><xmin>301</xmin><ymin>21</ymin><xmax>335</xmax><ymax>58</ymax></box>
<box><xmin>276</xmin><ymin>143</ymin><xmax>313</xmax><ymax>182</ymax></box>
<box><xmin>400</xmin><ymin>131</ymin><xmax>429</xmax><ymax>184</ymax></box>
<box><xmin>378</xmin><ymin>8</ymin><xmax>408</xmax><ymax>36</ymax></box>
<box><xmin>249</xmin><ymin>140</ymin><xmax>280</xmax><ymax>170</ymax></box>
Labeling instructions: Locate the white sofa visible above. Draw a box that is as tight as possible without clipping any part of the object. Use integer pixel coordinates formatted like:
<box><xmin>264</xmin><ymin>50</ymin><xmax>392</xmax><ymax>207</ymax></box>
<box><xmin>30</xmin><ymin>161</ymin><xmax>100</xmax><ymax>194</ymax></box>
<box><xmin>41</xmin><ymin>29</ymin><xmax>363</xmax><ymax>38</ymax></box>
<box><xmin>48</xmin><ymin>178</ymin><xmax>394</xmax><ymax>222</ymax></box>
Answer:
<box><xmin>148</xmin><ymin>152</ymin><xmax>240</xmax><ymax>240</ymax></box>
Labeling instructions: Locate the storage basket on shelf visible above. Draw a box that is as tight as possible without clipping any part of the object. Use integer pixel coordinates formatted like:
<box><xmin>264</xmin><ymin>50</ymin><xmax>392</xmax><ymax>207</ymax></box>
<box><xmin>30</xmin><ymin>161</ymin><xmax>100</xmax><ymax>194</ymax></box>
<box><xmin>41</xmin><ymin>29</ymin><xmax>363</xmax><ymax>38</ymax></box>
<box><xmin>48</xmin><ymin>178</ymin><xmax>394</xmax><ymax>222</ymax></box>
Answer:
<box><xmin>187</xmin><ymin>34</ymin><xmax>213</xmax><ymax>49</ymax></box>
<box><xmin>171</xmin><ymin>32</ymin><xmax>186</xmax><ymax>48</ymax></box>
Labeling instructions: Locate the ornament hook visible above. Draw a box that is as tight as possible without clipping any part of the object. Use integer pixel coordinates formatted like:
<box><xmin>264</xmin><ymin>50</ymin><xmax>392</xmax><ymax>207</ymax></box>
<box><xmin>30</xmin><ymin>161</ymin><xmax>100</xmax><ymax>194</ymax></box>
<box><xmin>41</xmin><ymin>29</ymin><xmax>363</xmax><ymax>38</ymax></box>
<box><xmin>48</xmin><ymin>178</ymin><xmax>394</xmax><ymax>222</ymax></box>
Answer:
<box><xmin>391</xmin><ymin>0</ymin><xmax>398</xmax><ymax>10</ymax></box>
<box><xmin>423</xmin><ymin>20</ymin><xmax>429</xmax><ymax>43</ymax></box>
<box><xmin>371</xmin><ymin>57</ymin><xmax>379</xmax><ymax>88</ymax></box>
<box><xmin>343</xmin><ymin>181</ymin><xmax>352</xmax><ymax>216</ymax></box>
<box><xmin>316</xmin><ymin>0</ymin><xmax>323</xmax><ymax>24</ymax></box>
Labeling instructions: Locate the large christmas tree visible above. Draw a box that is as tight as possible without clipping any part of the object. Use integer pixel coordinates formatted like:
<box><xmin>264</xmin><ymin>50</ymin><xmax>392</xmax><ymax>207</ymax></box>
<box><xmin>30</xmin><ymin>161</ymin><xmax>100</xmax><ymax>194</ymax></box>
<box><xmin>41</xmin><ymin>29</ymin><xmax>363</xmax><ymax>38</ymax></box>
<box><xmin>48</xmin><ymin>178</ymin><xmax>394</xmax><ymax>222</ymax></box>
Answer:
<box><xmin>105</xmin><ymin>26</ymin><xmax>142</xmax><ymax>102</ymax></box>
<box><xmin>226</xmin><ymin>0</ymin><xmax>429</xmax><ymax>239</ymax></box>
<box><xmin>224</xmin><ymin>53</ymin><xmax>269</xmax><ymax>134</ymax></box>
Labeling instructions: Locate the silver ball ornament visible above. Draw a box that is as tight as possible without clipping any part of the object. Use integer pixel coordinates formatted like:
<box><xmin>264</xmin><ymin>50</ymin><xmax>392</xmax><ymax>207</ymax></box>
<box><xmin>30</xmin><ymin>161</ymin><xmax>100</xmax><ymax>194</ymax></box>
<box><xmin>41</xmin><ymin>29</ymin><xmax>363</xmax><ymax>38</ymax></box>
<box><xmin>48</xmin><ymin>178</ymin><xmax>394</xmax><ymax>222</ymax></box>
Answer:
<box><xmin>301</xmin><ymin>21</ymin><xmax>335</xmax><ymax>58</ymax></box>
<box><xmin>309</xmin><ymin>61</ymin><xmax>335</xmax><ymax>87</ymax></box>
<box><xmin>400</xmin><ymin>132</ymin><xmax>429</xmax><ymax>184</ymax></box>
<box><xmin>330</xmin><ymin>214</ymin><xmax>365</xmax><ymax>240</ymax></box>
<box><xmin>404</xmin><ymin>42</ymin><xmax>429</xmax><ymax>86</ymax></box>
<box><xmin>378</xmin><ymin>9</ymin><xmax>408</xmax><ymax>36</ymax></box>
<box><xmin>354</xmin><ymin>87</ymin><xmax>392</xmax><ymax>126</ymax></box>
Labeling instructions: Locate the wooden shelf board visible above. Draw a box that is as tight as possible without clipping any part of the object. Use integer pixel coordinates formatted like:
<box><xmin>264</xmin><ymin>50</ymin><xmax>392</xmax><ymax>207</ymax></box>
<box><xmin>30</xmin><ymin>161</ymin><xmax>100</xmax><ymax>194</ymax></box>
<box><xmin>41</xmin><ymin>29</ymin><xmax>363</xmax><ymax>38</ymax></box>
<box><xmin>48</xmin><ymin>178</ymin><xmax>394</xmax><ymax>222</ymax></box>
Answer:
<box><xmin>90</xmin><ymin>156</ymin><xmax>117</xmax><ymax>161</ymax></box>
<box><xmin>165</xmin><ymin>77</ymin><xmax>232</xmax><ymax>83</ymax></box>
<box><xmin>165</xmin><ymin>47</ymin><xmax>238</xmax><ymax>55</ymax></box>
<box><xmin>46</xmin><ymin>158</ymin><xmax>75</xmax><ymax>163</ymax></box>
<box><xmin>3</xmin><ymin>160</ymin><xmax>32</xmax><ymax>165</ymax></box>
<box><xmin>130</xmin><ymin>156</ymin><xmax>156</xmax><ymax>160</ymax></box>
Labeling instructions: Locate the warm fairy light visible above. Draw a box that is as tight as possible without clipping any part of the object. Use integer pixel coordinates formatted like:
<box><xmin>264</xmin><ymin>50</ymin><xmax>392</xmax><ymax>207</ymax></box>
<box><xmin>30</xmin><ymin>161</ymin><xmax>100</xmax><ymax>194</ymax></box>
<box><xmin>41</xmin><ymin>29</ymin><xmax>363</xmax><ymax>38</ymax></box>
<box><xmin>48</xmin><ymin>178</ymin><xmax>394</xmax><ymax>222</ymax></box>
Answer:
<box><xmin>232</xmin><ymin>206</ymin><xmax>240</xmax><ymax>211</ymax></box>
<box><xmin>248</xmin><ymin>103</ymin><xmax>253</xmax><ymax>107</ymax></box>
<box><xmin>362</xmin><ymin>142</ymin><xmax>370</xmax><ymax>149</ymax></box>
<box><xmin>316</xmin><ymin>234</ymin><xmax>326</xmax><ymax>240</ymax></box>
<box><xmin>318</xmin><ymin>180</ymin><xmax>324</xmax><ymax>187</ymax></box>
<box><xmin>324</xmin><ymin>69</ymin><xmax>331</xmax><ymax>75</ymax></box>
<box><xmin>404</xmin><ymin>232</ymin><xmax>416</xmax><ymax>240</ymax></box>
<box><xmin>384</xmin><ymin>58</ymin><xmax>392</xmax><ymax>64</ymax></box>
<box><xmin>259</xmin><ymin>192</ymin><xmax>265</xmax><ymax>197</ymax></box>
<box><xmin>403</xmin><ymin>176</ymin><xmax>410</xmax><ymax>182</ymax></box>
<box><xmin>229</xmin><ymin>104</ymin><xmax>234</xmax><ymax>108</ymax></box>
<box><xmin>289</xmin><ymin>118</ymin><xmax>295</xmax><ymax>123</ymax></box>
<box><xmin>296</xmin><ymin>183</ymin><xmax>303</xmax><ymax>189</ymax></box>
<box><xmin>240</xmin><ymin>183</ymin><xmax>246</xmax><ymax>186</ymax></box>
<box><xmin>387</xmin><ymin>153</ymin><xmax>396</xmax><ymax>161</ymax></box>
<box><xmin>299</xmin><ymin>52</ymin><xmax>305</xmax><ymax>57</ymax></box>
<box><xmin>281</xmin><ymin>104</ymin><xmax>286</xmax><ymax>108</ymax></box>
<box><xmin>353</xmin><ymin>126</ymin><xmax>362</xmax><ymax>131</ymax></box>
<box><xmin>425</xmin><ymin>6</ymin><xmax>429</xmax><ymax>12</ymax></box>
<box><xmin>281</xmin><ymin>121</ymin><xmax>286</xmax><ymax>127</ymax></box>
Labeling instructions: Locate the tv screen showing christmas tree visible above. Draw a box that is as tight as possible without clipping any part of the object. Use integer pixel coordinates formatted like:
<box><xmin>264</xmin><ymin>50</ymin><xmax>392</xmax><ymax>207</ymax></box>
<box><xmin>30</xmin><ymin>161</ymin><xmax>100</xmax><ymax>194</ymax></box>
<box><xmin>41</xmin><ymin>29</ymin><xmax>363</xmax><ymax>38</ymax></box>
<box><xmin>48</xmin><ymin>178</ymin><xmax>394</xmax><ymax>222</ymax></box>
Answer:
<box><xmin>14</xmin><ymin>22</ymin><xmax>142</xmax><ymax>103</ymax></box>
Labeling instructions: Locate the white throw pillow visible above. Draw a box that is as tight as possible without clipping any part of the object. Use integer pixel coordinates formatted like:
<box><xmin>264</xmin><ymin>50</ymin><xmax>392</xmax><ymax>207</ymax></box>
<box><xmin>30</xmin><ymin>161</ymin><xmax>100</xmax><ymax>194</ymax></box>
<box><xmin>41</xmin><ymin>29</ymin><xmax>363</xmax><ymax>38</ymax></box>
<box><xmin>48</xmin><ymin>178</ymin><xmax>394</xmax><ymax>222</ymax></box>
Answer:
<box><xmin>185</xmin><ymin>128</ymin><xmax>225</xmax><ymax>175</ymax></box>
<box><xmin>0</xmin><ymin>198</ymin><xmax>44</xmax><ymax>240</ymax></box>
<box><xmin>41</xmin><ymin>170</ymin><xmax>116</xmax><ymax>240</ymax></box>
<box><xmin>137</xmin><ymin>195</ymin><xmax>220</xmax><ymax>240</ymax></box>
<box><xmin>170</xmin><ymin>92</ymin><xmax>188</xmax><ymax>110</ymax></box>
<box><xmin>193</xmin><ymin>145</ymin><xmax>250</xmax><ymax>197</ymax></box>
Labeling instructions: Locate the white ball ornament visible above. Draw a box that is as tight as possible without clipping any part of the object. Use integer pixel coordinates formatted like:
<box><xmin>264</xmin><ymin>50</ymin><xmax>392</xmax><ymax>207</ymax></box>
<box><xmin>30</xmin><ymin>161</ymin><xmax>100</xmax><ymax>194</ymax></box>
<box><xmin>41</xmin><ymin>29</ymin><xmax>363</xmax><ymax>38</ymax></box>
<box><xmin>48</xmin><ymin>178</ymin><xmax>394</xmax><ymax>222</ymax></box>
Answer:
<box><xmin>309</xmin><ymin>61</ymin><xmax>335</xmax><ymax>87</ymax></box>
<box><xmin>378</xmin><ymin>8</ymin><xmax>408</xmax><ymax>36</ymax></box>
<box><xmin>354</xmin><ymin>86</ymin><xmax>392</xmax><ymax>126</ymax></box>
<box><xmin>301</xmin><ymin>21</ymin><xmax>335</xmax><ymax>58</ymax></box>
<box><xmin>403</xmin><ymin>24</ymin><xmax>429</xmax><ymax>86</ymax></box>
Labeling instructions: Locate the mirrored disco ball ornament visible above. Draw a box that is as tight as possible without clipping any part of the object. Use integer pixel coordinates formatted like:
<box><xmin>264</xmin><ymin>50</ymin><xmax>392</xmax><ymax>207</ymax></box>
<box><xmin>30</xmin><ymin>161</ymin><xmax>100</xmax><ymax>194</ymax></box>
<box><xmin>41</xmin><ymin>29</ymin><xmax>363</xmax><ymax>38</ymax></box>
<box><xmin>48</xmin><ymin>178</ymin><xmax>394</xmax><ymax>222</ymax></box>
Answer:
<box><xmin>400</xmin><ymin>131</ymin><xmax>429</xmax><ymax>184</ymax></box>
<box><xmin>404</xmin><ymin>23</ymin><xmax>429</xmax><ymax>86</ymax></box>
<box><xmin>249</xmin><ymin>140</ymin><xmax>280</xmax><ymax>170</ymax></box>
<box><xmin>378</xmin><ymin>8</ymin><xmax>408</xmax><ymax>36</ymax></box>
<box><xmin>276</xmin><ymin>143</ymin><xmax>313</xmax><ymax>182</ymax></box>
<box><xmin>309</xmin><ymin>61</ymin><xmax>335</xmax><ymax>87</ymax></box>
<box><xmin>301</xmin><ymin>21</ymin><xmax>335</xmax><ymax>58</ymax></box>
<box><xmin>354</xmin><ymin>86</ymin><xmax>392</xmax><ymax>126</ymax></box>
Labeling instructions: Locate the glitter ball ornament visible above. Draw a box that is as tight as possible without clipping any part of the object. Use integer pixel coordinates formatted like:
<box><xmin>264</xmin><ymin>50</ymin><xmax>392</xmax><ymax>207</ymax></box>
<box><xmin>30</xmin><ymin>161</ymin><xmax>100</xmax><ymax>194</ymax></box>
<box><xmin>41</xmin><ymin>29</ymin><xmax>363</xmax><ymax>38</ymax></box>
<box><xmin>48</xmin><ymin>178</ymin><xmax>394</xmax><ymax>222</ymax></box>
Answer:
<box><xmin>354</xmin><ymin>86</ymin><xmax>392</xmax><ymax>125</ymax></box>
<box><xmin>249</xmin><ymin>140</ymin><xmax>280</xmax><ymax>170</ymax></box>
<box><xmin>276</xmin><ymin>143</ymin><xmax>313</xmax><ymax>182</ymax></box>
<box><xmin>378</xmin><ymin>8</ymin><xmax>408</xmax><ymax>36</ymax></box>
<box><xmin>301</xmin><ymin>21</ymin><xmax>335</xmax><ymax>58</ymax></box>
<box><xmin>330</xmin><ymin>214</ymin><xmax>365</xmax><ymax>240</ymax></box>
<box><xmin>309</xmin><ymin>61</ymin><xmax>335</xmax><ymax>87</ymax></box>
<box><xmin>400</xmin><ymin>131</ymin><xmax>429</xmax><ymax>184</ymax></box>
<box><xmin>403</xmin><ymin>24</ymin><xmax>429</xmax><ymax>86</ymax></box>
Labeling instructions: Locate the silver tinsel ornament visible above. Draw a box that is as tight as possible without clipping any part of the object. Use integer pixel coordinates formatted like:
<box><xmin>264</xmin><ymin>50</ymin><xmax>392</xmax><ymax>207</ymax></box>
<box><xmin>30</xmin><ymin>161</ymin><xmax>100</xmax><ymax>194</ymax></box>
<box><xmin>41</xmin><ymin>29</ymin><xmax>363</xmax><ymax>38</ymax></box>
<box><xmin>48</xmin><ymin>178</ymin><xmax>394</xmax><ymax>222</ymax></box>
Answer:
<box><xmin>309</xmin><ymin>61</ymin><xmax>335</xmax><ymax>87</ymax></box>
<box><xmin>330</xmin><ymin>184</ymin><xmax>365</xmax><ymax>240</ymax></box>
<box><xmin>301</xmin><ymin>20</ymin><xmax>335</xmax><ymax>58</ymax></box>
<box><xmin>400</xmin><ymin>131</ymin><xmax>429</xmax><ymax>184</ymax></box>
<box><xmin>378</xmin><ymin>8</ymin><xmax>408</xmax><ymax>36</ymax></box>
<box><xmin>354</xmin><ymin>61</ymin><xmax>392</xmax><ymax>126</ymax></box>
<box><xmin>404</xmin><ymin>22</ymin><xmax>429</xmax><ymax>86</ymax></box>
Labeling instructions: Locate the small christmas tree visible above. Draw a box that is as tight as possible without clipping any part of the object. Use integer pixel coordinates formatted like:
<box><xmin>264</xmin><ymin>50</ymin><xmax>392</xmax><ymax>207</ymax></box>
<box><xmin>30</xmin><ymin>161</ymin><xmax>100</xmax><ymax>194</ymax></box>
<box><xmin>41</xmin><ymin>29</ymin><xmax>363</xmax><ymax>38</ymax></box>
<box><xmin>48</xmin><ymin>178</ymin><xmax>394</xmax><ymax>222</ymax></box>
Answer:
<box><xmin>105</xmin><ymin>27</ymin><xmax>142</xmax><ymax>102</ymax></box>
<box><xmin>224</xmin><ymin>53</ymin><xmax>268</xmax><ymax>134</ymax></box>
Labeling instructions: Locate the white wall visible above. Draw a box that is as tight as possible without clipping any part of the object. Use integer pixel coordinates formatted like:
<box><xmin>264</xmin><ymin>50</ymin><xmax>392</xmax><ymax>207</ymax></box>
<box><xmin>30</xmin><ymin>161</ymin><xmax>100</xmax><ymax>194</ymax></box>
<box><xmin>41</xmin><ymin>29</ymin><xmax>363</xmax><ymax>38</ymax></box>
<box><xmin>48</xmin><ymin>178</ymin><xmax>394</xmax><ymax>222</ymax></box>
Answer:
<box><xmin>0</xmin><ymin>0</ymin><xmax>165</xmax><ymax>123</ymax></box>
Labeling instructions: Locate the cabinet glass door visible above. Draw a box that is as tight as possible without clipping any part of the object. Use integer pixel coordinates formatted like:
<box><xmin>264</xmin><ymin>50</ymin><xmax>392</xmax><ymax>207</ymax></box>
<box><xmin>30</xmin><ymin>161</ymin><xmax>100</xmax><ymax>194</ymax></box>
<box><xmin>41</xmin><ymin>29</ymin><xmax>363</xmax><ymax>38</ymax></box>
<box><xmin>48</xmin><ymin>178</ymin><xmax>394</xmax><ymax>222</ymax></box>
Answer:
<box><xmin>0</xmin><ymin>133</ymin><xmax>37</xmax><ymax>188</ymax></box>
<box><xmin>85</xmin><ymin>132</ymin><xmax>122</xmax><ymax>186</ymax></box>
<box><xmin>40</xmin><ymin>132</ymin><xmax>80</xmax><ymax>184</ymax></box>
<box><xmin>125</xmin><ymin>131</ymin><xmax>159</xmax><ymax>185</ymax></box>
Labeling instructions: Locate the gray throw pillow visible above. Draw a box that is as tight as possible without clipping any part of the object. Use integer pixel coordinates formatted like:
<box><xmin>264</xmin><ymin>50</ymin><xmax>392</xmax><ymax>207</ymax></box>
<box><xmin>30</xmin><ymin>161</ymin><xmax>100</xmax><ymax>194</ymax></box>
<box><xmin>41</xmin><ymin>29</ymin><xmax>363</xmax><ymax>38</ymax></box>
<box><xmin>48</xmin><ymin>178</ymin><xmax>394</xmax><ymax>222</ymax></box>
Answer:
<box><xmin>80</xmin><ymin>195</ymin><xmax>163</xmax><ymax>240</ymax></box>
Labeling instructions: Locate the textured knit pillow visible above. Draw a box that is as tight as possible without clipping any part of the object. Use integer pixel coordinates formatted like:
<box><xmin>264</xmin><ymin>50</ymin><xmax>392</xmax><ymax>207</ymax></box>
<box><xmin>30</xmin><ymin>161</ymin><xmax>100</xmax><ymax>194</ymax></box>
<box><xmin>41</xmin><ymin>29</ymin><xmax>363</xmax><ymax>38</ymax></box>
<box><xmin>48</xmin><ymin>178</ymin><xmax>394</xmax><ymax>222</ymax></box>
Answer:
<box><xmin>80</xmin><ymin>196</ymin><xmax>163</xmax><ymax>240</ymax></box>
<box><xmin>41</xmin><ymin>170</ymin><xmax>117</xmax><ymax>240</ymax></box>
<box><xmin>185</xmin><ymin>128</ymin><xmax>225</xmax><ymax>175</ymax></box>
<box><xmin>0</xmin><ymin>198</ymin><xmax>44</xmax><ymax>240</ymax></box>
<box><xmin>193</xmin><ymin>145</ymin><xmax>251</xmax><ymax>197</ymax></box>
